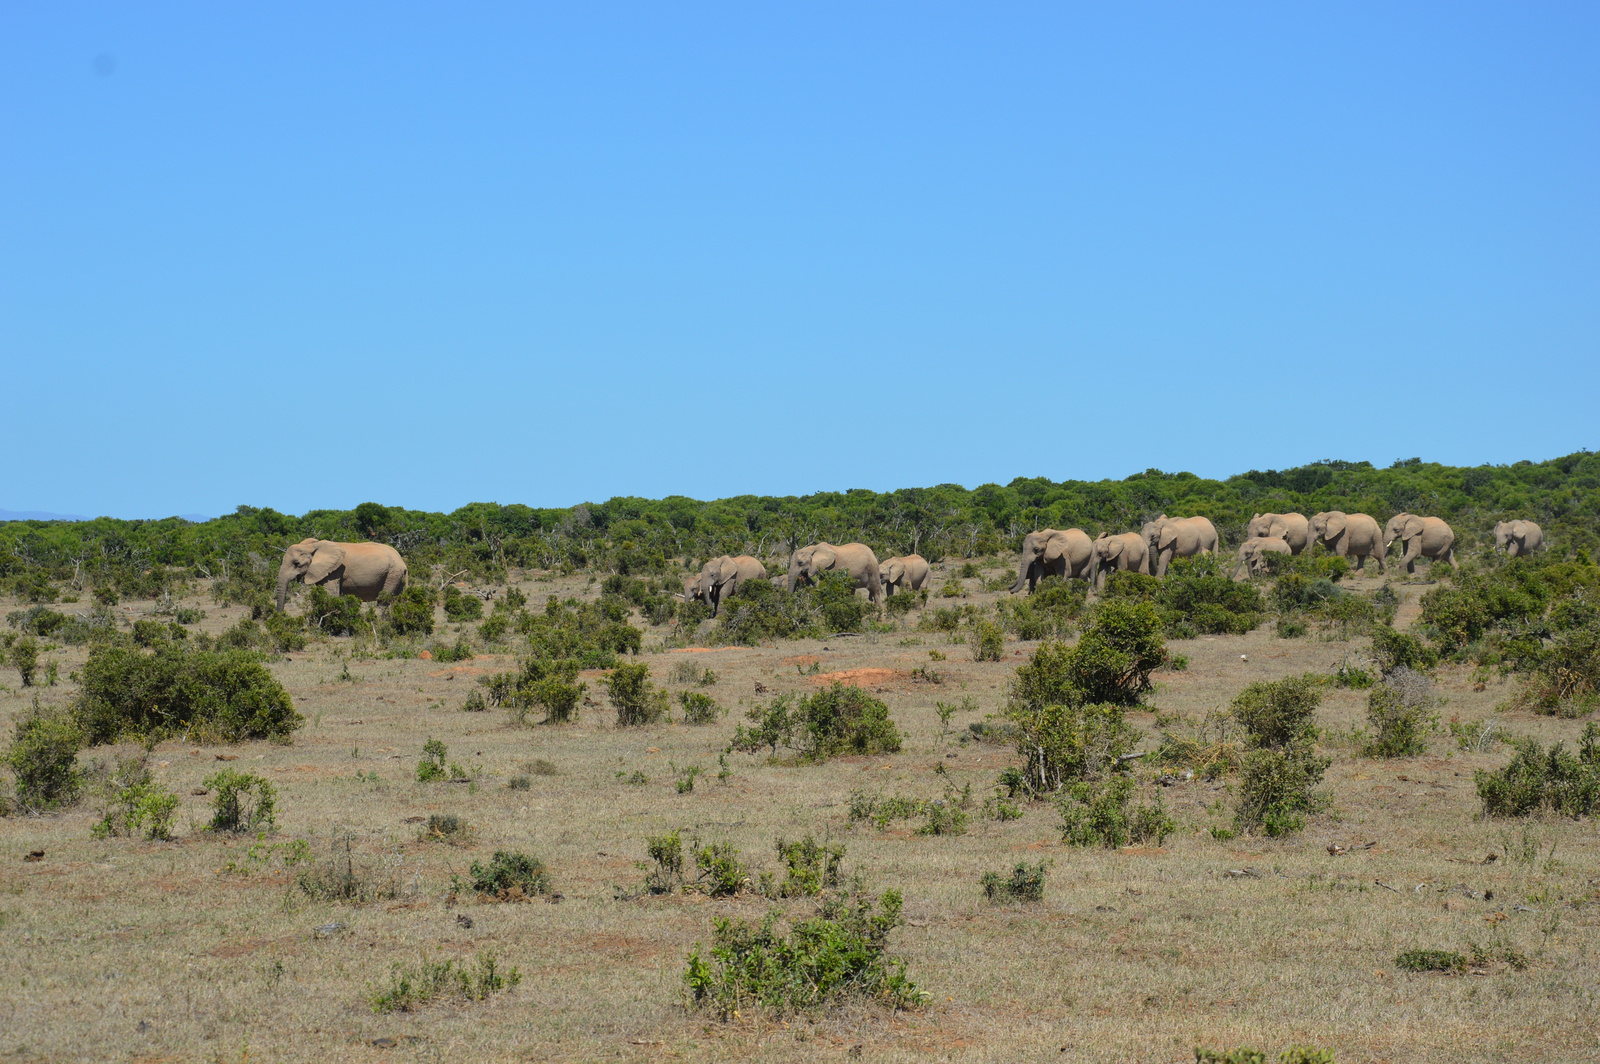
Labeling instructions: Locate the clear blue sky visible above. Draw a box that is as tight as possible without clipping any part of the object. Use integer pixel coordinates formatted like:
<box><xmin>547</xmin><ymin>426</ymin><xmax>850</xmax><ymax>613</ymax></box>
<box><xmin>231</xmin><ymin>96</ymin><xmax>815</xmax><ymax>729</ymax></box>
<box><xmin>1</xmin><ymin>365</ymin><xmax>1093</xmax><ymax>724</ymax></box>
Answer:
<box><xmin>3</xmin><ymin>4</ymin><xmax>1597</xmax><ymax>518</ymax></box>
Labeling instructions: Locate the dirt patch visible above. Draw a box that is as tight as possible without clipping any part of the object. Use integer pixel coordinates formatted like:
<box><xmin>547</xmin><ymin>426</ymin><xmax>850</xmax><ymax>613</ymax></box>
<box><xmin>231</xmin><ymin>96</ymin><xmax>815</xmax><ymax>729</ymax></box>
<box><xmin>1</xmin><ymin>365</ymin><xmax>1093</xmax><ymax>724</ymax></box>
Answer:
<box><xmin>809</xmin><ymin>668</ymin><xmax>903</xmax><ymax>688</ymax></box>
<box><xmin>667</xmin><ymin>647</ymin><xmax>726</xmax><ymax>653</ymax></box>
<box><xmin>427</xmin><ymin>666</ymin><xmax>486</xmax><ymax>678</ymax></box>
<box><xmin>782</xmin><ymin>654</ymin><xmax>821</xmax><ymax>666</ymax></box>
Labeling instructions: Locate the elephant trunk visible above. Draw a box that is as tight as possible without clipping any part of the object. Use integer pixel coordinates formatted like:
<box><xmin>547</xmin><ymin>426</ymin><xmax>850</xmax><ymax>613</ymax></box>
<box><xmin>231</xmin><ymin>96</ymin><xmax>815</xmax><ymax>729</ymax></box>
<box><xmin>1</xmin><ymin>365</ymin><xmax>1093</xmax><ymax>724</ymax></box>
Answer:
<box><xmin>275</xmin><ymin>564</ymin><xmax>295</xmax><ymax>610</ymax></box>
<box><xmin>1009</xmin><ymin>558</ymin><xmax>1032</xmax><ymax>594</ymax></box>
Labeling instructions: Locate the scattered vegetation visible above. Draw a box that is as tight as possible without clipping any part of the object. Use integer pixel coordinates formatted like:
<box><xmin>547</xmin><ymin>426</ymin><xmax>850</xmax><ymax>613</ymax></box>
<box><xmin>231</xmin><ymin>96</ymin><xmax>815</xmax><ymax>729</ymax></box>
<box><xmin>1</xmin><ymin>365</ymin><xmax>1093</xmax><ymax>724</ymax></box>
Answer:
<box><xmin>1103</xmin><ymin>555</ymin><xmax>1264</xmax><ymax>637</ymax></box>
<box><xmin>461</xmin><ymin>850</ymin><xmax>550</xmax><ymax>901</ymax></box>
<box><xmin>369</xmin><ymin>952</ymin><xmax>520</xmax><ymax>1013</ymax></box>
<box><xmin>677</xmin><ymin>690</ymin><xmax>724</xmax><ymax>725</ymax></box>
<box><xmin>1362</xmin><ymin>667</ymin><xmax>1439</xmax><ymax>757</ymax></box>
<box><xmin>1056</xmin><ymin>776</ymin><xmax>1174</xmax><ymax>847</ymax></box>
<box><xmin>90</xmin><ymin>754</ymin><xmax>179</xmax><ymax>841</ymax></box>
<box><xmin>981</xmin><ymin>861</ymin><xmax>1048</xmax><ymax>902</ymax></box>
<box><xmin>1394</xmin><ymin>949</ymin><xmax>1467</xmax><ymax>974</ymax></box>
<box><xmin>205</xmin><ymin>768</ymin><xmax>277</xmax><ymax>833</ymax></box>
<box><xmin>728</xmin><ymin>683</ymin><xmax>902</xmax><ymax>762</ymax></box>
<box><xmin>1474</xmin><ymin>723</ymin><xmax>1600</xmax><ymax>818</ymax></box>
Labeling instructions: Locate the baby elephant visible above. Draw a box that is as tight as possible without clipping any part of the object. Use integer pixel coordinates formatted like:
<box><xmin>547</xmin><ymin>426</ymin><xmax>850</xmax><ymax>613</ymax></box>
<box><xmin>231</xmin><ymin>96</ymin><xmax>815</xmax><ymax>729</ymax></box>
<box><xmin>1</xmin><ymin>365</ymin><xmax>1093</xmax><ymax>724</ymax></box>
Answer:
<box><xmin>1494</xmin><ymin>520</ymin><xmax>1544</xmax><ymax>557</ymax></box>
<box><xmin>1234</xmin><ymin>536</ymin><xmax>1293</xmax><ymax>579</ymax></box>
<box><xmin>878</xmin><ymin>555</ymin><xmax>930</xmax><ymax>596</ymax></box>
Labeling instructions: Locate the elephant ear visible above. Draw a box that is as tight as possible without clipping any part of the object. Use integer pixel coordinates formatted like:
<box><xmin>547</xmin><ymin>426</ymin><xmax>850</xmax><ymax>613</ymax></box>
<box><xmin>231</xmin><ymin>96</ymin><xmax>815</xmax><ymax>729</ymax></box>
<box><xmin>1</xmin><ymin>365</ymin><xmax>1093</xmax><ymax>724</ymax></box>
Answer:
<box><xmin>305</xmin><ymin>542</ymin><xmax>345</xmax><ymax>584</ymax></box>
<box><xmin>1042</xmin><ymin>534</ymin><xmax>1069</xmax><ymax>563</ymax></box>
<box><xmin>888</xmin><ymin>562</ymin><xmax>905</xmax><ymax>583</ymax></box>
<box><xmin>1326</xmin><ymin>513</ymin><xmax>1347</xmax><ymax>540</ymax></box>
<box><xmin>1404</xmin><ymin>515</ymin><xmax>1425</xmax><ymax>538</ymax></box>
<box><xmin>812</xmin><ymin>545</ymin><xmax>837</xmax><ymax>571</ymax></box>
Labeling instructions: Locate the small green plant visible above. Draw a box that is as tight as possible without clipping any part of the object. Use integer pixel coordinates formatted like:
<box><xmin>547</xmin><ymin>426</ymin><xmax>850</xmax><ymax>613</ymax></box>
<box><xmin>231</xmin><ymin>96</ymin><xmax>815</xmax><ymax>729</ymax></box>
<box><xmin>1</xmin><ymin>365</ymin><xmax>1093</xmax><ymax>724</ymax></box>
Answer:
<box><xmin>981</xmin><ymin>860</ymin><xmax>1047</xmax><ymax>902</ymax></box>
<box><xmin>1229</xmin><ymin>675</ymin><xmax>1329</xmax><ymax>836</ymax></box>
<box><xmin>417</xmin><ymin>738</ymin><xmax>449</xmax><ymax>782</ymax></box>
<box><xmin>205</xmin><ymin>769</ymin><xmax>276</xmax><ymax>834</ymax></box>
<box><xmin>387</xmin><ymin>585</ymin><xmax>437</xmax><ymax>637</ymax></box>
<box><xmin>1362</xmin><ymin>667</ymin><xmax>1439</xmax><ymax>757</ymax></box>
<box><xmin>603</xmin><ymin>662</ymin><xmax>670</xmax><ymax>726</ymax></box>
<box><xmin>1370</xmin><ymin>623</ymin><xmax>1438</xmax><ymax>673</ymax></box>
<box><xmin>427</xmin><ymin>636</ymin><xmax>475</xmax><ymax>663</ymax></box>
<box><xmin>1195</xmin><ymin>1048</ymin><xmax>1334</xmax><ymax>1064</ymax></box>
<box><xmin>1056</xmin><ymin>776</ymin><xmax>1174</xmax><ymax>848</ymax></box>
<box><xmin>463</xmin><ymin>850</ymin><xmax>549</xmax><ymax>900</ymax></box>
<box><xmin>769</xmin><ymin>835</ymin><xmax>846</xmax><ymax>897</ymax></box>
<box><xmin>461</xmin><ymin>688</ymin><xmax>487</xmax><ymax>712</ymax></box>
<box><xmin>4</xmin><ymin>701</ymin><xmax>84</xmax><ymax>812</ymax></box>
<box><xmin>294</xmin><ymin>831</ymin><xmax>408</xmax><ymax>903</ymax></box>
<box><xmin>91</xmin><ymin>756</ymin><xmax>179</xmax><ymax>841</ymax></box>
<box><xmin>1395</xmin><ymin>949</ymin><xmax>1467</xmax><ymax>973</ymax></box>
<box><xmin>442</xmin><ymin>585</ymin><xmax>484</xmax><ymax>622</ymax></box>
<box><xmin>693</xmin><ymin>838</ymin><xmax>749</xmax><ymax>896</ymax></box>
<box><xmin>506</xmin><ymin>775</ymin><xmax>531</xmax><ymax>790</ymax></box>
<box><xmin>678</xmin><ymin>690</ymin><xmax>724</xmax><ymax>725</ymax></box>
<box><xmin>523</xmin><ymin>758</ymin><xmax>559</xmax><ymax>776</ymax></box>
<box><xmin>683</xmin><ymin>888</ymin><xmax>923</xmax><ymax>1019</ymax></box>
<box><xmin>674</xmin><ymin>762</ymin><xmax>704</xmax><ymax>793</ymax></box>
<box><xmin>643</xmin><ymin>829</ymin><xmax>685</xmax><ymax>894</ymax></box>
<box><xmin>10</xmin><ymin>636</ymin><xmax>41</xmax><ymax>686</ymax></box>
<box><xmin>1474</xmin><ymin>723</ymin><xmax>1600</xmax><ymax>818</ymax></box>
<box><xmin>941</xmin><ymin>579</ymin><xmax>965</xmax><ymax>598</ymax></box>
<box><xmin>421</xmin><ymin>812</ymin><xmax>475</xmax><ymax>844</ymax></box>
<box><xmin>972</xmin><ymin>619</ymin><xmax>1004</xmax><ymax>662</ymax></box>
<box><xmin>728</xmin><ymin>684</ymin><xmax>902</xmax><ymax>762</ymax></box>
<box><xmin>369</xmin><ymin>952</ymin><xmax>520</xmax><ymax>1013</ymax></box>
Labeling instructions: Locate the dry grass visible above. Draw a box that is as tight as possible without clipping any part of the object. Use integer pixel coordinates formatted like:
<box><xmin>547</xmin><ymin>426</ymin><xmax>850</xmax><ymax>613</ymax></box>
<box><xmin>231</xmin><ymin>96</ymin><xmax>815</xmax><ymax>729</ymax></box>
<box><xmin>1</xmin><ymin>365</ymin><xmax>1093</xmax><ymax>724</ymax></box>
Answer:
<box><xmin>0</xmin><ymin>565</ymin><xmax>1595</xmax><ymax>1063</ymax></box>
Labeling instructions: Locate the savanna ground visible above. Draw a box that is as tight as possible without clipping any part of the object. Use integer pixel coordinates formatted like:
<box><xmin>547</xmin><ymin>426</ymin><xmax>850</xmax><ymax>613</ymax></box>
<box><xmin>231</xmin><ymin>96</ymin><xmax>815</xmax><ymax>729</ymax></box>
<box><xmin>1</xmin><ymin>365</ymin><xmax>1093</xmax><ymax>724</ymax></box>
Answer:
<box><xmin>1</xmin><ymin>560</ymin><xmax>1596</xmax><ymax>1064</ymax></box>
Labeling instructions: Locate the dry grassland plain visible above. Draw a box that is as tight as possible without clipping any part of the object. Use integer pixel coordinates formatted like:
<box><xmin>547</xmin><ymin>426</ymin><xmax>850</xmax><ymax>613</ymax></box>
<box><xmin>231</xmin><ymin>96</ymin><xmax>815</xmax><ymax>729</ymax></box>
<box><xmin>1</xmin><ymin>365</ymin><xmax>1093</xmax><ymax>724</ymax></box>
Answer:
<box><xmin>1</xmin><ymin>562</ymin><xmax>1596</xmax><ymax>1064</ymax></box>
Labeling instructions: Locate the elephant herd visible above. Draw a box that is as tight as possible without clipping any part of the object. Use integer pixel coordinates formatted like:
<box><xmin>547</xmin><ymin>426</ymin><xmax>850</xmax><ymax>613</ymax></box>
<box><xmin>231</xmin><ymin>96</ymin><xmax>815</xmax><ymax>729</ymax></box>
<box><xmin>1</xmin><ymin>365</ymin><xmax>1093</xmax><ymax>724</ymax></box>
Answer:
<box><xmin>269</xmin><ymin>515</ymin><xmax>1548</xmax><ymax>616</ymax></box>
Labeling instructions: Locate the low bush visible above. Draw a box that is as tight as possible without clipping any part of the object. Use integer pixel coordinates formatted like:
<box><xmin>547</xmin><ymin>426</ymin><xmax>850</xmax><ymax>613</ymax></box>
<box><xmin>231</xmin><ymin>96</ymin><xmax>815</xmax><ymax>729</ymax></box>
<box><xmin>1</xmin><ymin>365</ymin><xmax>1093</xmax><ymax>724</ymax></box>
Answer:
<box><xmin>994</xmin><ymin>577</ymin><xmax>1083</xmax><ymax>641</ymax></box>
<box><xmin>678</xmin><ymin>690</ymin><xmax>724</xmax><ymax>725</ymax></box>
<box><xmin>604</xmin><ymin>662</ymin><xmax>670</xmax><ymax>726</ymax></box>
<box><xmin>1055</xmin><ymin>776</ymin><xmax>1174</xmax><ymax>848</ymax></box>
<box><xmin>1363</xmin><ymin>667</ymin><xmax>1439</xmax><ymax>757</ymax></box>
<box><xmin>10</xmin><ymin>636</ymin><xmax>40</xmax><ymax>687</ymax></box>
<box><xmin>464</xmin><ymin>850</ymin><xmax>550</xmax><ymax>900</ymax></box>
<box><xmin>1104</xmin><ymin>555</ymin><xmax>1264</xmax><ymax>637</ymax></box>
<box><xmin>5</xmin><ymin>702</ymin><xmax>84</xmax><ymax>812</ymax></box>
<box><xmin>815</xmin><ymin>571</ymin><xmax>869</xmax><ymax>632</ymax></box>
<box><xmin>72</xmin><ymin>643</ymin><xmax>301</xmax><ymax>745</ymax></box>
<box><xmin>427</xmin><ymin>636</ymin><xmax>475</xmax><ymax>663</ymax></box>
<box><xmin>91</xmin><ymin>755</ymin><xmax>179</xmax><ymax>841</ymax></box>
<box><xmin>693</xmin><ymin>838</ymin><xmax>750</xmax><ymax>896</ymax></box>
<box><xmin>295</xmin><ymin>832</ymin><xmax>407</xmax><ymax>903</ymax></box>
<box><xmin>387</xmin><ymin>585</ymin><xmax>437</xmax><ymax>636</ymax></box>
<box><xmin>683</xmin><ymin>888</ymin><xmax>924</xmax><ymax>1019</ymax></box>
<box><xmin>981</xmin><ymin>861</ymin><xmax>1048</xmax><ymax>902</ymax></box>
<box><xmin>305</xmin><ymin>586</ymin><xmax>366</xmax><ymax>636</ymax></box>
<box><xmin>369</xmin><ymin>952</ymin><xmax>520</xmax><ymax>1013</ymax></box>
<box><xmin>972</xmin><ymin>619</ymin><xmax>1004</xmax><ymax>661</ymax></box>
<box><xmin>1394</xmin><ymin>949</ymin><xmax>1467</xmax><ymax>974</ymax></box>
<box><xmin>1231</xmin><ymin>675</ymin><xmax>1322</xmax><ymax>751</ymax></box>
<box><xmin>1230</xmin><ymin>676</ymin><xmax>1329</xmax><ymax>836</ymax></box>
<box><xmin>643</xmin><ymin>829</ymin><xmax>685</xmax><ymax>894</ymax></box>
<box><xmin>205</xmin><ymin>768</ymin><xmax>276</xmax><ymax>833</ymax></box>
<box><xmin>422</xmin><ymin>812</ymin><xmax>475</xmax><ymax>844</ymax></box>
<box><xmin>767</xmin><ymin>835</ymin><xmax>846</xmax><ymax>898</ymax></box>
<box><xmin>728</xmin><ymin>684</ymin><xmax>902</xmax><ymax>762</ymax></box>
<box><xmin>417</xmin><ymin>738</ymin><xmax>466</xmax><ymax>782</ymax></box>
<box><xmin>1195</xmin><ymin>1047</ymin><xmax>1335</xmax><ymax>1064</ymax></box>
<box><xmin>712</xmin><ymin>580</ymin><xmax>823</xmax><ymax>645</ymax></box>
<box><xmin>443</xmin><ymin>585</ymin><xmax>484</xmax><ymax>622</ymax></box>
<box><xmin>1474</xmin><ymin>723</ymin><xmax>1600</xmax><ymax>818</ymax></box>
<box><xmin>1370</xmin><ymin>624</ymin><xmax>1438</xmax><ymax>673</ymax></box>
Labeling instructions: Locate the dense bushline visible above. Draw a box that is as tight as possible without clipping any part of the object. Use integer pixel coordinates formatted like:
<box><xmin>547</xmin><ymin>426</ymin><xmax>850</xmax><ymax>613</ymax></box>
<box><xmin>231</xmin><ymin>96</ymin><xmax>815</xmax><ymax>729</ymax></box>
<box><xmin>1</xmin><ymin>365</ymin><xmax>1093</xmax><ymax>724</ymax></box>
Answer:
<box><xmin>2</xmin><ymin>455</ymin><xmax>1596</xmax><ymax>597</ymax></box>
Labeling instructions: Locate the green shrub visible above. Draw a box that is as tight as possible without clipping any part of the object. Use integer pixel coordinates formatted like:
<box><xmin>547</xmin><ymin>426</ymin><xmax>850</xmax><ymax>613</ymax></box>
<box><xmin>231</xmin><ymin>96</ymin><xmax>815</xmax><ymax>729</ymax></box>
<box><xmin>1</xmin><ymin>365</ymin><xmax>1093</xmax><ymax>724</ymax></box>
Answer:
<box><xmin>1362</xmin><ymin>668</ymin><xmax>1438</xmax><ymax>757</ymax></box>
<box><xmin>916</xmin><ymin>800</ymin><xmax>969</xmax><ymax>836</ymax></box>
<box><xmin>477</xmin><ymin>612</ymin><xmax>510</xmax><ymax>643</ymax></box>
<box><xmin>683</xmin><ymin>888</ymin><xmax>923</xmax><ymax>1018</ymax></box>
<box><xmin>603</xmin><ymin>662</ymin><xmax>670</xmax><ymax>726</ymax></box>
<box><xmin>919</xmin><ymin>603</ymin><xmax>982</xmax><ymax>633</ymax></box>
<box><xmin>643</xmin><ymin>829</ymin><xmax>685</xmax><ymax>894</ymax></box>
<box><xmin>885</xmin><ymin>590</ymin><xmax>924</xmax><ymax>617</ymax></box>
<box><xmin>769</xmin><ymin>835</ymin><xmax>846</xmax><ymax>898</ymax></box>
<box><xmin>388</xmin><ymin>585</ymin><xmax>436</xmax><ymax>636</ymax></box>
<box><xmin>1395</xmin><ymin>949</ymin><xmax>1466</xmax><ymax>974</ymax></box>
<box><xmin>295</xmin><ymin>831</ymin><xmax>405</xmax><ymax>903</ymax></box>
<box><xmin>678</xmin><ymin>690</ymin><xmax>724</xmax><ymax>725</ymax></box>
<box><xmin>728</xmin><ymin>684</ymin><xmax>902</xmax><ymax>762</ymax></box>
<box><xmin>1474</xmin><ymin>724</ymin><xmax>1600</xmax><ymax>818</ymax></box>
<box><xmin>972</xmin><ymin>619</ymin><xmax>1004</xmax><ymax>661</ymax></box>
<box><xmin>174</xmin><ymin>606</ymin><xmax>206</xmax><ymax>625</ymax></box>
<box><xmin>520</xmin><ymin>595</ymin><xmax>641</xmax><ymax>665</ymax></box>
<box><xmin>712</xmin><ymin>579</ymin><xmax>823</xmax><ymax>645</ymax></box>
<box><xmin>427</xmin><ymin>636</ymin><xmax>475</xmax><ymax>663</ymax></box>
<box><xmin>9</xmin><ymin>635</ymin><xmax>40</xmax><ymax>686</ymax></box>
<box><xmin>994</xmin><ymin>577</ymin><xmax>1083</xmax><ymax>640</ymax></box>
<box><xmin>1056</xmin><ymin>776</ymin><xmax>1173</xmax><ymax>847</ymax></box>
<box><xmin>693</xmin><ymin>839</ymin><xmax>750</xmax><ymax>896</ymax></box>
<box><xmin>465</xmin><ymin>850</ymin><xmax>549</xmax><ymax>900</ymax></box>
<box><xmin>1105</xmin><ymin>555</ymin><xmax>1263</xmax><ymax>637</ymax></box>
<box><xmin>1231</xmin><ymin>675</ymin><xmax>1323</xmax><ymax>751</ymax></box>
<box><xmin>981</xmin><ymin>861</ymin><xmax>1047</xmax><ymax>902</ymax></box>
<box><xmin>422</xmin><ymin>812</ymin><xmax>474</xmax><ymax>843</ymax></box>
<box><xmin>369</xmin><ymin>952</ymin><xmax>520</xmax><ymax>1013</ymax></box>
<box><xmin>460</xmin><ymin>688</ymin><xmax>487</xmax><ymax>712</ymax></box>
<box><xmin>305</xmin><ymin>585</ymin><xmax>366</xmax><ymax>636</ymax></box>
<box><xmin>1195</xmin><ymin>1048</ymin><xmax>1335</xmax><ymax>1064</ymax></box>
<box><xmin>91</xmin><ymin>757</ymin><xmax>179</xmax><ymax>842</ymax></box>
<box><xmin>205</xmin><ymin>768</ymin><xmax>276</xmax><ymax>833</ymax></box>
<box><xmin>442</xmin><ymin>585</ymin><xmax>484</xmax><ymax>622</ymax></box>
<box><xmin>1275</xmin><ymin>618</ymin><xmax>1308</xmax><ymax>639</ymax></box>
<box><xmin>72</xmin><ymin>643</ymin><xmax>301</xmax><ymax>745</ymax></box>
<box><xmin>1370</xmin><ymin>624</ymin><xmax>1438</xmax><ymax>673</ymax></box>
<box><xmin>5</xmin><ymin>702</ymin><xmax>84</xmax><ymax>812</ymax></box>
<box><xmin>417</xmin><ymin>738</ymin><xmax>450</xmax><ymax>782</ymax></box>
<box><xmin>1230</xmin><ymin>676</ymin><xmax>1329</xmax><ymax>836</ymax></box>
<box><xmin>815</xmin><ymin>570</ymin><xmax>869</xmax><ymax>632</ymax></box>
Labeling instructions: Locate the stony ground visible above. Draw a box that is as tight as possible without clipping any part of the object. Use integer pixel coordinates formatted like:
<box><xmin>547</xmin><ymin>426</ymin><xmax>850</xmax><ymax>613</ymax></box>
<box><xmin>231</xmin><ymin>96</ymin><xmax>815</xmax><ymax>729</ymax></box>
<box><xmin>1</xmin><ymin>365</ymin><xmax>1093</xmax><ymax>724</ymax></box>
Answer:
<box><xmin>1</xmin><ymin>563</ymin><xmax>1596</xmax><ymax>1064</ymax></box>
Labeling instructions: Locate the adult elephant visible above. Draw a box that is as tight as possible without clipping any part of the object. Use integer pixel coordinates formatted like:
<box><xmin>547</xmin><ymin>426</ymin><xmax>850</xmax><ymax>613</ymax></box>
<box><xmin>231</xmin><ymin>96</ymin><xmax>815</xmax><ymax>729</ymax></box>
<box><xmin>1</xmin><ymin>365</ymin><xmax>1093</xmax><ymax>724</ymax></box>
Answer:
<box><xmin>879</xmin><ymin>554</ymin><xmax>931</xmax><ymax>596</ymax></box>
<box><xmin>692</xmin><ymin>555</ymin><xmax>768</xmax><ymax>616</ymax></box>
<box><xmin>1246</xmin><ymin>512</ymin><xmax>1311</xmax><ymax>555</ymax></box>
<box><xmin>1235</xmin><ymin>537</ymin><xmax>1293</xmax><ymax>579</ymax></box>
<box><xmin>276</xmin><ymin>539</ymin><xmax>408</xmax><ymax>609</ymax></box>
<box><xmin>1141</xmin><ymin>515</ymin><xmax>1220</xmax><ymax>577</ymax></box>
<box><xmin>1494</xmin><ymin>520</ymin><xmax>1544</xmax><ymax>557</ymax></box>
<box><xmin>1090</xmin><ymin>532</ymin><xmax>1149</xmax><ymax>590</ymax></box>
<box><xmin>1384</xmin><ymin>514</ymin><xmax>1458</xmax><ymax>575</ymax></box>
<box><xmin>788</xmin><ymin>542</ymin><xmax>882</xmax><ymax>605</ymax></box>
<box><xmin>1009</xmin><ymin>528</ymin><xmax>1094</xmax><ymax>593</ymax></box>
<box><xmin>1307</xmin><ymin>512</ymin><xmax>1386</xmax><ymax>574</ymax></box>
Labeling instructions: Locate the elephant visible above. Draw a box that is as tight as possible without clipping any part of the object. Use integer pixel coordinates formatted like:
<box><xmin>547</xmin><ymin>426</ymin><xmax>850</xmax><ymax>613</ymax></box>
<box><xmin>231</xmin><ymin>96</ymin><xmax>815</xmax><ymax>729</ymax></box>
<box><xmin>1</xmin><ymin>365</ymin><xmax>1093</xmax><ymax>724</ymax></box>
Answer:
<box><xmin>685</xmin><ymin>555</ymin><xmax>768</xmax><ymax>616</ymax></box>
<box><xmin>1090</xmin><ymin>532</ymin><xmax>1149</xmax><ymax>590</ymax></box>
<box><xmin>1235</xmin><ymin>536</ymin><xmax>1293</xmax><ymax>579</ymax></box>
<box><xmin>879</xmin><ymin>554</ymin><xmax>931</xmax><ymax>596</ymax></box>
<box><xmin>1494</xmin><ymin>520</ymin><xmax>1544</xmax><ymax>557</ymax></box>
<box><xmin>1141</xmin><ymin>515</ymin><xmax>1220</xmax><ymax>577</ymax></box>
<box><xmin>1383</xmin><ymin>514</ymin><xmax>1457</xmax><ymax>574</ymax></box>
<box><xmin>1307</xmin><ymin>512</ymin><xmax>1386</xmax><ymax>574</ymax></box>
<box><xmin>787</xmin><ymin>542</ymin><xmax>883</xmax><ymax>604</ymax></box>
<box><xmin>276</xmin><ymin>538</ymin><xmax>408</xmax><ymax>609</ymax></box>
<box><xmin>1245</xmin><ymin>512</ymin><xmax>1311</xmax><ymax>555</ymax></box>
<box><xmin>1009</xmin><ymin>528</ymin><xmax>1095</xmax><ymax>593</ymax></box>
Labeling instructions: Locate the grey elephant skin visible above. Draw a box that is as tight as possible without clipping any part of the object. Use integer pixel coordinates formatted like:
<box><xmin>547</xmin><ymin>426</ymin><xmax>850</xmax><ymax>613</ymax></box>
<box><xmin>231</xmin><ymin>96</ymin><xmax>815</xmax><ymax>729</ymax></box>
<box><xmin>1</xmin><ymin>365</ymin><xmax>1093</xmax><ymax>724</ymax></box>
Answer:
<box><xmin>788</xmin><ymin>542</ymin><xmax>882</xmax><ymax>605</ymax></box>
<box><xmin>1307</xmin><ymin>512</ymin><xmax>1386</xmax><ymax>574</ymax></box>
<box><xmin>1090</xmin><ymin>532</ymin><xmax>1149</xmax><ymax>590</ymax></box>
<box><xmin>277</xmin><ymin>539</ymin><xmax>408</xmax><ymax>609</ymax></box>
<box><xmin>879</xmin><ymin>555</ymin><xmax>930</xmax><ymax>596</ymax></box>
<box><xmin>1494</xmin><ymin>520</ymin><xmax>1544</xmax><ymax>557</ymax></box>
<box><xmin>1141</xmin><ymin>515</ymin><xmax>1220</xmax><ymax>577</ymax></box>
<box><xmin>1383</xmin><ymin>514</ymin><xmax>1457</xmax><ymax>574</ymax></box>
<box><xmin>1010</xmin><ymin>529</ymin><xmax>1094</xmax><ymax>593</ymax></box>
<box><xmin>1235</xmin><ymin>536</ymin><xmax>1292</xmax><ymax>579</ymax></box>
<box><xmin>684</xmin><ymin>555</ymin><xmax>768</xmax><ymax>616</ymax></box>
<box><xmin>1246</xmin><ymin>512</ymin><xmax>1310</xmax><ymax>555</ymax></box>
